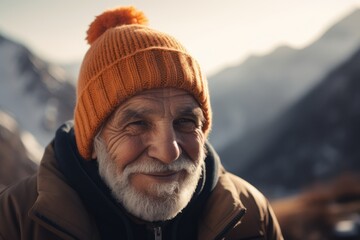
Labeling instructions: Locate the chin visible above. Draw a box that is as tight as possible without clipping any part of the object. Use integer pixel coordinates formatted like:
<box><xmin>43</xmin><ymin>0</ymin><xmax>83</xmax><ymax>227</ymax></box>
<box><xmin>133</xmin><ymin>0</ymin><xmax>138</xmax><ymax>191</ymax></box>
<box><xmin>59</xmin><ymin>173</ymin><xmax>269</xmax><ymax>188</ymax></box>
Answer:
<box><xmin>112</xmin><ymin>169</ymin><xmax>202</xmax><ymax>222</ymax></box>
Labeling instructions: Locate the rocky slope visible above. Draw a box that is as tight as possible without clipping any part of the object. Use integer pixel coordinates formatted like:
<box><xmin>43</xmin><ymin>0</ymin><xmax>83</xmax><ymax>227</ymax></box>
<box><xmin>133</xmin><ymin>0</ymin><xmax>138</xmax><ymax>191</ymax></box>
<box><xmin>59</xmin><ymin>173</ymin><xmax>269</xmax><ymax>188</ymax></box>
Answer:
<box><xmin>208</xmin><ymin>9</ymin><xmax>360</xmax><ymax>153</ymax></box>
<box><xmin>0</xmin><ymin>33</ymin><xmax>76</xmax><ymax>147</ymax></box>
<box><xmin>0</xmin><ymin>110</ymin><xmax>39</xmax><ymax>191</ymax></box>
<box><xmin>225</xmin><ymin>45</ymin><xmax>360</xmax><ymax>198</ymax></box>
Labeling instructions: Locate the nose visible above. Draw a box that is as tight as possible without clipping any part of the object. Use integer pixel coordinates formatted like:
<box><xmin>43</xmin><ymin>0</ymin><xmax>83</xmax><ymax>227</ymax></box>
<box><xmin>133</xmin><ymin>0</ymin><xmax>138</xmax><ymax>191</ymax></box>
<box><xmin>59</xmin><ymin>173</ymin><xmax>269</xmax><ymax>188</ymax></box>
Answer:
<box><xmin>147</xmin><ymin>123</ymin><xmax>181</xmax><ymax>164</ymax></box>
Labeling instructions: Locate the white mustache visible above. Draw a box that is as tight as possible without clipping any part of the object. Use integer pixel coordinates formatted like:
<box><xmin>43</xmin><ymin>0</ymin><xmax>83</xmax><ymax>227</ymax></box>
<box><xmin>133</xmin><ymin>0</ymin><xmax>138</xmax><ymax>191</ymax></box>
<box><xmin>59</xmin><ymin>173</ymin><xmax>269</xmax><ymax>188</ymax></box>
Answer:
<box><xmin>123</xmin><ymin>155</ymin><xmax>198</xmax><ymax>176</ymax></box>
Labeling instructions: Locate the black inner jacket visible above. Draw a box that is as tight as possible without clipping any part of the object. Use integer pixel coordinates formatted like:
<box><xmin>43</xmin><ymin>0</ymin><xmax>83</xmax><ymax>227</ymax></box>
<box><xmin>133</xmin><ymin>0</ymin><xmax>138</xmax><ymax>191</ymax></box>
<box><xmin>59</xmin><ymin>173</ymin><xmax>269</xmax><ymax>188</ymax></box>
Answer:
<box><xmin>54</xmin><ymin>122</ymin><xmax>219</xmax><ymax>240</ymax></box>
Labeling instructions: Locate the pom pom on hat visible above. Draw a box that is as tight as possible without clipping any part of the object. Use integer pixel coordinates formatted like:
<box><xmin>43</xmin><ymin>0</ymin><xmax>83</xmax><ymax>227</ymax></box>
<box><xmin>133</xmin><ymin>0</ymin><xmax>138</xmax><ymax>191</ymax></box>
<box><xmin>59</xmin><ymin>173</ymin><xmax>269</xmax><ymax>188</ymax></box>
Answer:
<box><xmin>86</xmin><ymin>6</ymin><xmax>148</xmax><ymax>44</ymax></box>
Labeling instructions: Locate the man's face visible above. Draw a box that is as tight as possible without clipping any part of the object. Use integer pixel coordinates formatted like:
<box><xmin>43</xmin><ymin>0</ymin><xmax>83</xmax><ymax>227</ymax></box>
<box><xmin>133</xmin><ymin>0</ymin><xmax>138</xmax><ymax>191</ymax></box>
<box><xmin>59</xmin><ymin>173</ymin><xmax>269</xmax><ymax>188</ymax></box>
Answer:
<box><xmin>93</xmin><ymin>88</ymin><xmax>206</xmax><ymax>222</ymax></box>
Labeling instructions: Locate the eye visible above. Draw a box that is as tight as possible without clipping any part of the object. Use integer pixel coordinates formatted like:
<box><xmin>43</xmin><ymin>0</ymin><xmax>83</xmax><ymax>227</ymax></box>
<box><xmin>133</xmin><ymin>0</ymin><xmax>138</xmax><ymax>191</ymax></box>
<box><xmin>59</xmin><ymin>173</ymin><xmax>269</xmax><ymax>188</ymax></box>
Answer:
<box><xmin>129</xmin><ymin>120</ymin><xmax>147</xmax><ymax>126</ymax></box>
<box><xmin>174</xmin><ymin>118</ymin><xmax>199</xmax><ymax>132</ymax></box>
<box><xmin>125</xmin><ymin>120</ymin><xmax>149</xmax><ymax>135</ymax></box>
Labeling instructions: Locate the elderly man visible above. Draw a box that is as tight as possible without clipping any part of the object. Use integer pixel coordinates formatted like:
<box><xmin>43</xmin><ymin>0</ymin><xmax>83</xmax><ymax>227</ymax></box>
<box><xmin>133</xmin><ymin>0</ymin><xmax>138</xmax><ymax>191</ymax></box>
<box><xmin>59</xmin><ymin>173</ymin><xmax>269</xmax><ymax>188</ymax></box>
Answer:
<box><xmin>0</xmin><ymin>6</ymin><xmax>283</xmax><ymax>240</ymax></box>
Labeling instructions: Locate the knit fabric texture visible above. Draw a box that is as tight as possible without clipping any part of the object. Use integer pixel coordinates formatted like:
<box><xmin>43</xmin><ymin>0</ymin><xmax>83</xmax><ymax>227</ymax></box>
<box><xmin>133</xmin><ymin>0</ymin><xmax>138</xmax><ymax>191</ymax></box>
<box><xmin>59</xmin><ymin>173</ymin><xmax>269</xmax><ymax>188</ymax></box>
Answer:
<box><xmin>74</xmin><ymin>6</ymin><xmax>211</xmax><ymax>159</ymax></box>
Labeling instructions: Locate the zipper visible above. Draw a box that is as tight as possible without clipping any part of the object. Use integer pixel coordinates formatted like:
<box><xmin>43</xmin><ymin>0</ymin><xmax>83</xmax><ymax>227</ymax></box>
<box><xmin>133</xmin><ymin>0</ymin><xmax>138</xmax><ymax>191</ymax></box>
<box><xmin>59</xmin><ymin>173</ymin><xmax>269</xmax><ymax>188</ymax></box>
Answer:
<box><xmin>154</xmin><ymin>226</ymin><xmax>162</xmax><ymax>240</ymax></box>
<box><xmin>214</xmin><ymin>208</ymin><xmax>247</xmax><ymax>240</ymax></box>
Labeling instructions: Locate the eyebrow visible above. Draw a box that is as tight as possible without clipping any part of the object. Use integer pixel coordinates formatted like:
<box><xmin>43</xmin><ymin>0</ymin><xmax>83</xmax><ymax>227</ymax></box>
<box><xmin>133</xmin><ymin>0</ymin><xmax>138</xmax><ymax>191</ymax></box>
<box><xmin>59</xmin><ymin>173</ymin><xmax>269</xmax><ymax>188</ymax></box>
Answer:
<box><xmin>112</xmin><ymin>108</ymin><xmax>154</xmax><ymax>125</ymax></box>
<box><xmin>111</xmin><ymin>105</ymin><xmax>205</xmax><ymax>124</ymax></box>
<box><xmin>177</xmin><ymin>107</ymin><xmax>205</xmax><ymax>122</ymax></box>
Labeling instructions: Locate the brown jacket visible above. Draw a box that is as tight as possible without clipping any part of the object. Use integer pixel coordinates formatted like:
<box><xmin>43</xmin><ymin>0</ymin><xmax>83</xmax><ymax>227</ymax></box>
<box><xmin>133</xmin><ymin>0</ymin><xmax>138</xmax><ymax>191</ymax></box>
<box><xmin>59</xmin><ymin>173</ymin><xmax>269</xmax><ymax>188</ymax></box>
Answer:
<box><xmin>0</xmin><ymin>144</ymin><xmax>283</xmax><ymax>240</ymax></box>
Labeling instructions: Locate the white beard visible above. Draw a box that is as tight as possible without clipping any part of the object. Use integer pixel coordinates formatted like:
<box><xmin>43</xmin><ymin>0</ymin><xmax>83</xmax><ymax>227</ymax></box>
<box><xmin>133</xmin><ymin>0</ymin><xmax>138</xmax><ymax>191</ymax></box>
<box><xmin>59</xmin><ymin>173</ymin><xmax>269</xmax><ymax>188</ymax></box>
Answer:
<box><xmin>93</xmin><ymin>136</ymin><xmax>205</xmax><ymax>222</ymax></box>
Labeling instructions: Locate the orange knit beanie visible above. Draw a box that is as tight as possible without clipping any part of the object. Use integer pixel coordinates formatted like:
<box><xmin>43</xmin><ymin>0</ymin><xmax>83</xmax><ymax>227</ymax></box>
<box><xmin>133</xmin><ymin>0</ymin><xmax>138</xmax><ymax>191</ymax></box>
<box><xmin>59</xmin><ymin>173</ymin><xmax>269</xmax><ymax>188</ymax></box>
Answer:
<box><xmin>74</xmin><ymin>6</ymin><xmax>211</xmax><ymax>160</ymax></box>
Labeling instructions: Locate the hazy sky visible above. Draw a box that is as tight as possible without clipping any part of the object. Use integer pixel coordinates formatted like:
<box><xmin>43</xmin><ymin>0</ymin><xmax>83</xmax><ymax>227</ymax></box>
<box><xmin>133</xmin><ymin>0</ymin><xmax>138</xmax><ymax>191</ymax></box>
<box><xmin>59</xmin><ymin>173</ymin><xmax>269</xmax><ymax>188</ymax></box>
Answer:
<box><xmin>1</xmin><ymin>0</ymin><xmax>360</xmax><ymax>75</ymax></box>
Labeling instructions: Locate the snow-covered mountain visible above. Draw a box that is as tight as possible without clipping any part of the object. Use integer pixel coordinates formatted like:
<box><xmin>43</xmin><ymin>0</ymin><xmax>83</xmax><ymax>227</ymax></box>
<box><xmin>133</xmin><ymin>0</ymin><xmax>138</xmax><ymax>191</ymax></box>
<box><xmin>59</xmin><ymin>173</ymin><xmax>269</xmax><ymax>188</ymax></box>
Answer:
<box><xmin>0</xmin><ymin>33</ymin><xmax>76</xmax><ymax>147</ymax></box>
<box><xmin>208</xmin><ymin>9</ymin><xmax>360</xmax><ymax>151</ymax></box>
<box><xmin>60</xmin><ymin>61</ymin><xmax>81</xmax><ymax>85</ymax></box>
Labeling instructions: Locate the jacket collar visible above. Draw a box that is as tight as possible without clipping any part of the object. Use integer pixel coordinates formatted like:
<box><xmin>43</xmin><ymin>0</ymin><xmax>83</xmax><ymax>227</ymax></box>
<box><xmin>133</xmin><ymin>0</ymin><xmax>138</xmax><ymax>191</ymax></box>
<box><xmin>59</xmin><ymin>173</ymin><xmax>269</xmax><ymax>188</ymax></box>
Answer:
<box><xmin>29</xmin><ymin>142</ymin><xmax>99</xmax><ymax>239</ymax></box>
<box><xmin>198</xmin><ymin>158</ymin><xmax>247</xmax><ymax>240</ymax></box>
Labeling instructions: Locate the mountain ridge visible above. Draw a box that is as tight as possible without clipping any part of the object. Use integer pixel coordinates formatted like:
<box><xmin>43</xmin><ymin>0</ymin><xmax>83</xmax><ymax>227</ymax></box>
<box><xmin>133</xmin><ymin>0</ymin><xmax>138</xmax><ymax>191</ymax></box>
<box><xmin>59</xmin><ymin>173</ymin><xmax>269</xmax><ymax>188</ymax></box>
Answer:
<box><xmin>208</xmin><ymin>8</ymin><xmax>360</xmax><ymax>153</ymax></box>
<box><xmin>226</xmin><ymin>44</ymin><xmax>360</xmax><ymax>198</ymax></box>
<box><xmin>0</xmin><ymin>33</ymin><xmax>76</xmax><ymax>147</ymax></box>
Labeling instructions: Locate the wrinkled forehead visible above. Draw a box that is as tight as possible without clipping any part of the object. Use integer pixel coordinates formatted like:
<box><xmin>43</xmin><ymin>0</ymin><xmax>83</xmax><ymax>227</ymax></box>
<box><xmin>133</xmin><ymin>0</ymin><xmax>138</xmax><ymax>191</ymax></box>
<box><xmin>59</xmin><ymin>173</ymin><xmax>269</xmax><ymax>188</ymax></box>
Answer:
<box><xmin>113</xmin><ymin>88</ymin><xmax>202</xmax><ymax>117</ymax></box>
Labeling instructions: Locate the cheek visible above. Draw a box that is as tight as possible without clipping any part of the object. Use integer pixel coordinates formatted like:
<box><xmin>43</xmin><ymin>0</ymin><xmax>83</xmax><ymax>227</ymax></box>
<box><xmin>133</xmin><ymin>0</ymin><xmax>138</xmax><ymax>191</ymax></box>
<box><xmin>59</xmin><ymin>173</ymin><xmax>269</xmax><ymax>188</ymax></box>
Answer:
<box><xmin>179</xmin><ymin>131</ymin><xmax>205</xmax><ymax>162</ymax></box>
<box><xmin>103</xmin><ymin>133</ymin><xmax>147</xmax><ymax>170</ymax></box>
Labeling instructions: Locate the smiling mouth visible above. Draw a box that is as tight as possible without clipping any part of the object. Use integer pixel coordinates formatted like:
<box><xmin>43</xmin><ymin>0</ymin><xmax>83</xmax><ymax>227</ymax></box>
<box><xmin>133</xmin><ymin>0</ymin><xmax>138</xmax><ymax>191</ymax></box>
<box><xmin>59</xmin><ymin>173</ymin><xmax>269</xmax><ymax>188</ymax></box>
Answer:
<box><xmin>145</xmin><ymin>171</ymin><xmax>178</xmax><ymax>177</ymax></box>
<box><xmin>139</xmin><ymin>171</ymin><xmax>181</xmax><ymax>181</ymax></box>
